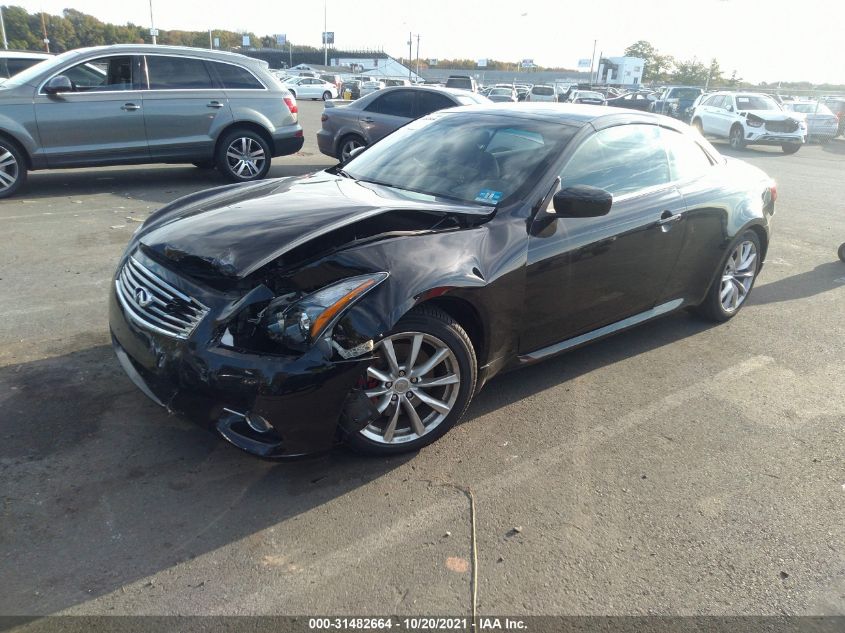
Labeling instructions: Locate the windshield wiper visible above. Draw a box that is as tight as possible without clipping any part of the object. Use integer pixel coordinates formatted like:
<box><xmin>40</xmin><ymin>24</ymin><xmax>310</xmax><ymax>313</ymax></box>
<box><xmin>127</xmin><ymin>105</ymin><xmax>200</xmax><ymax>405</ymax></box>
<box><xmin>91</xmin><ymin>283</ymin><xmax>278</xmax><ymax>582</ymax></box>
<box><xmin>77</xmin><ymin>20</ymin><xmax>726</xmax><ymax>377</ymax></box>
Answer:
<box><xmin>335</xmin><ymin>168</ymin><xmax>355</xmax><ymax>179</ymax></box>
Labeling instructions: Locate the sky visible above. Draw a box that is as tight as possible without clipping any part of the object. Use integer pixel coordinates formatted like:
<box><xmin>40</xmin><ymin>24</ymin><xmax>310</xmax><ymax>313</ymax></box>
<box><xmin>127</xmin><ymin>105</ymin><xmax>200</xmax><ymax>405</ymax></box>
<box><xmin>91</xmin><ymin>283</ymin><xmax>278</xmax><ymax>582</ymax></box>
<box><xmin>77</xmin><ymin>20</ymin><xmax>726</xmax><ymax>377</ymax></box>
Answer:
<box><xmin>19</xmin><ymin>0</ymin><xmax>844</xmax><ymax>84</ymax></box>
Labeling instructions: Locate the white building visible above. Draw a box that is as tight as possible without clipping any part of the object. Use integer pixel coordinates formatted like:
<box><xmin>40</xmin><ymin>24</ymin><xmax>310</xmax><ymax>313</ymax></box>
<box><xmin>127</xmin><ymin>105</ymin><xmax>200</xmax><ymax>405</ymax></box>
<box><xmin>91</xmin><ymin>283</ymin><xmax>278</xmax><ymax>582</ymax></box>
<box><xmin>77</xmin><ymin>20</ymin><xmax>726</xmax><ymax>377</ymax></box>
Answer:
<box><xmin>332</xmin><ymin>56</ymin><xmax>423</xmax><ymax>82</ymax></box>
<box><xmin>597</xmin><ymin>56</ymin><xmax>645</xmax><ymax>86</ymax></box>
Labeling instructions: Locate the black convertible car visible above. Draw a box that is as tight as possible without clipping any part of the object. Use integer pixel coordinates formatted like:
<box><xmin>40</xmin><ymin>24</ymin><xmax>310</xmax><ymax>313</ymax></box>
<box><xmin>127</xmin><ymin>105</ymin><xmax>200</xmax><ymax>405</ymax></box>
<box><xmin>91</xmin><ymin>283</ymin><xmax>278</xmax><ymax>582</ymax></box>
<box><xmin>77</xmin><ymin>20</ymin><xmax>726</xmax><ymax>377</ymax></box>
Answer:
<box><xmin>110</xmin><ymin>104</ymin><xmax>776</xmax><ymax>458</ymax></box>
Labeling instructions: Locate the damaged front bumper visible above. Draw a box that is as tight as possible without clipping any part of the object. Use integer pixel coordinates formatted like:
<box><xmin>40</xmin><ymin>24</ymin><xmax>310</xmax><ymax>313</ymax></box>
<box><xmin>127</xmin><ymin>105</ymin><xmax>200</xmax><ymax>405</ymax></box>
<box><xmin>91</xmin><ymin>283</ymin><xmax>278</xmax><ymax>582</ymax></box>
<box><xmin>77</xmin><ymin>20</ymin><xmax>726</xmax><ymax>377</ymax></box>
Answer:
<box><xmin>744</xmin><ymin>130</ymin><xmax>805</xmax><ymax>145</ymax></box>
<box><xmin>108</xmin><ymin>257</ymin><xmax>369</xmax><ymax>458</ymax></box>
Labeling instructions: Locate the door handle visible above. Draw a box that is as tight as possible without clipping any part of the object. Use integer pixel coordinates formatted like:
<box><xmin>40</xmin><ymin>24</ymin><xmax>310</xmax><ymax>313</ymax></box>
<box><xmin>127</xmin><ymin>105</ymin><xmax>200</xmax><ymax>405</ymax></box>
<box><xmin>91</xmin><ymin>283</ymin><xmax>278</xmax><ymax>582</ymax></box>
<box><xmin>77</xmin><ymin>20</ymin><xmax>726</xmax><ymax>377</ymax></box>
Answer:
<box><xmin>121</xmin><ymin>103</ymin><xmax>141</xmax><ymax>111</ymax></box>
<box><xmin>657</xmin><ymin>210</ymin><xmax>683</xmax><ymax>230</ymax></box>
<box><xmin>361</xmin><ymin>117</ymin><xmax>374</xmax><ymax>123</ymax></box>
<box><xmin>207</xmin><ymin>101</ymin><xmax>225</xmax><ymax>108</ymax></box>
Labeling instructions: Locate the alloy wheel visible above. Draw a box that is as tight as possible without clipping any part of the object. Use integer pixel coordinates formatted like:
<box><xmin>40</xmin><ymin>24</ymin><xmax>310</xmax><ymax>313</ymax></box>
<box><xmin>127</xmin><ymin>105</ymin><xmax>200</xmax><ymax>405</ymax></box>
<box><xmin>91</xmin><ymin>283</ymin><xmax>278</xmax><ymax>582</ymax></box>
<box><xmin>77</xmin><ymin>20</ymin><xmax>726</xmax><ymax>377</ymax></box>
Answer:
<box><xmin>360</xmin><ymin>332</ymin><xmax>461</xmax><ymax>445</ymax></box>
<box><xmin>729</xmin><ymin>127</ymin><xmax>744</xmax><ymax>149</ymax></box>
<box><xmin>225</xmin><ymin>137</ymin><xmax>266</xmax><ymax>179</ymax></box>
<box><xmin>340</xmin><ymin>137</ymin><xmax>364</xmax><ymax>162</ymax></box>
<box><xmin>0</xmin><ymin>147</ymin><xmax>20</xmax><ymax>193</ymax></box>
<box><xmin>720</xmin><ymin>240</ymin><xmax>757</xmax><ymax>313</ymax></box>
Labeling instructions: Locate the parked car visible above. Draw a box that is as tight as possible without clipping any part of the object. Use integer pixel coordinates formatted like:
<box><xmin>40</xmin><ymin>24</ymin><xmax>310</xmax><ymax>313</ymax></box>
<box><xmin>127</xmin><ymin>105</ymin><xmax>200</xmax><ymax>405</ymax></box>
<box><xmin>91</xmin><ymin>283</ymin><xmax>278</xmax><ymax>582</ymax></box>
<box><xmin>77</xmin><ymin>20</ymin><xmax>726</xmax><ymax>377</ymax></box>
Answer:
<box><xmin>341</xmin><ymin>80</ymin><xmax>362</xmax><ymax>100</ymax></box>
<box><xmin>567</xmin><ymin>90</ymin><xmax>606</xmax><ymax>105</ymax></box>
<box><xmin>320</xmin><ymin>73</ymin><xmax>344</xmax><ymax>91</ymax></box>
<box><xmin>284</xmin><ymin>76</ymin><xmax>338</xmax><ymax>100</ymax></box>
<box><xmin>384</xmin><ymin>78</ymin><xmax>412</xmax><ymax>87</ymax></box>
<box><xmin>526</xmin><ymin>85</ymin><xmax>556</xmax><ymax>102</ymax></box>
<box><xmin>782</xmin><ymin>101</ymin><xmax>838</xmax><ymax>143</ymax></box>
<box><xmin>606</xmin><ymin>91</ymin><xmax>655</xmax><ymax>111</ymax></box>
<box><xmin>820</xmin><ymin>98</ymin><xmax>845</xmax><ymax>137</ymax></box>
<box><xmin>360</xmin><ymin>80</ymin><xmax>386</xmax><ymax>97</ymax></box>
<box><xmin>445</xmin><ymin>75</ymin><xmax>477</xmax><ymax>92</ymax></box>
<box><xmin>0</xmin><ymin>44</ymin><xmax>304</xmax><ymax>198</ymax></box>
<box><xmin>486</xmin><ymin>87</ymin><xmax>518</xmax><ymax>103</ymax></box>
<box><xmin>651</xmin><ymin>86</ymin><xmax>704</xmax><ymax>121</ymax></box>
<box><xmin>111</xmin><ymin>103</ymin><xmax>776</xmax><ymax>458</ymax></box>
<box><xmin>317</xmin><ymin>86</ymin><xmax>490</xmax><ymax>161</ymax></box>
<box><xmin>0</xmin><ymin>50</ymin><xmax>52</xmax><ymax>80</ymax></box>
<box><xmin>691</xmin><ymin>92</ymin><xmax>806</xmax><ymax>153</ymax></box>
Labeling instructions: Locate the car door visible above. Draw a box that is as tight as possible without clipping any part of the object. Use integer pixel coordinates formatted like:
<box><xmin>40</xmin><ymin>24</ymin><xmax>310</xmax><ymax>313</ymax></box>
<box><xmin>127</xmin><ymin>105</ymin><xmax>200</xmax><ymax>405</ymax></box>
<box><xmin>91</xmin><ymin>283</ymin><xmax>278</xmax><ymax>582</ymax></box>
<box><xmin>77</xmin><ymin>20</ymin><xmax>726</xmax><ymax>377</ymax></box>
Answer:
<box><xmin>141</xmin><ymin>54</ymin><xmax>234</xmax><ymax>161</ymax></box>
<box><xmin>359</xmin><ymin>90</ymin><xmax>416</xmax><ymax>143</ymax></box>
<box><xmin>33</xmin><ymin>54</ymin><xmax>149</xmax><ymax>167</ymax></box>
<box><xmin>712</xmin><ymin>95</ymin><xmax>736</xmax><ymax>138</ymax></box>
<box><xmin>416</xmin><ymin>90</ymin><xmax>460</xmax><ymax>117</ymax></box>
<box><xmin>697</xmin><ymin>95</ymin><xmax>722</xmax><ymax>135</ymax></box>
<box><xmin>521</xmin><ymin>123</ymin><xmax>687</xmax><ymax>352</ymax></box>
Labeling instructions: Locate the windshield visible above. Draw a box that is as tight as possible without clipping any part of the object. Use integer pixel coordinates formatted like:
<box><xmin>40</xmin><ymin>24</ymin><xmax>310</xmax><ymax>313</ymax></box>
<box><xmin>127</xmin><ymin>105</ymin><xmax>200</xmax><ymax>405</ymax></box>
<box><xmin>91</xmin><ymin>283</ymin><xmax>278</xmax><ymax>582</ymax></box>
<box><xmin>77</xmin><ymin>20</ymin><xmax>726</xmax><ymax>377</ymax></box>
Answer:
<box><xmin>578</xmin><ymin>91</ymin><xmax>604</xmax><ymax>99</ymax></box>
<box><xmin>343</xmin><ymin>113</ymin><xmax>576</xmax><ymax>206</ymax></box>
<box><xmin>490</xmin><ymin>88</ymin><xmax>512</xmax><ymax>96</ymax></box>
<box><xmin>532</xmin><ymin>87</ymin><xmax>554</xmax><ymax>95</ymax></box>
<box><xmin>735</xmin><ymin>94</ymin><xmax>779</xmax><ymax>110</ymax></box>
<box><xmin>788</xmin><ymin>103</ymin><xmax>833</xmax><ymax>115</ymax></box>
<box><xmin>0</xmin><ymin>50</ymin><xmax>78</xmax><ymax>87</ymax></box>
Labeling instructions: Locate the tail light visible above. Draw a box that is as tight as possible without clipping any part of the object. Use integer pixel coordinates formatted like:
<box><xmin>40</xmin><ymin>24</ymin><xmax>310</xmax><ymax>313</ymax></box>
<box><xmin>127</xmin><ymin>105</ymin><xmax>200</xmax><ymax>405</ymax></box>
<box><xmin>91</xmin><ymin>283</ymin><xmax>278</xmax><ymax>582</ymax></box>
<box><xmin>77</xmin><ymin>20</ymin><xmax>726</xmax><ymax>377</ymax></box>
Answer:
<box><xmin>321</xmin><ymin>113</ymin><xmax>328</xmax><ymax>122</ymax></box>
<box><xmin>769</xmin><ymin>181</ymin><xmax>778</xmax><ymax>203</ymax></box>
<box><xmin>284</xmin><ymin>96</ymin><xmax>298</xmax><ymax>115</ymax></box>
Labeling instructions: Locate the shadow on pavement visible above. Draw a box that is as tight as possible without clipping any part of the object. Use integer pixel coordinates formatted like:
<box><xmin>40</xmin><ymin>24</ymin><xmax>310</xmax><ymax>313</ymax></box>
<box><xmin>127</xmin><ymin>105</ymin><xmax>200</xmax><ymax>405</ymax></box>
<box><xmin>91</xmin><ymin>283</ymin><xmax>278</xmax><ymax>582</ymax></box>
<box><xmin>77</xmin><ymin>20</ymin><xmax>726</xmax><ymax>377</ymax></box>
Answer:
<box><xmin>749</xmin><ymin>261</ymin><xmax>845</xmax><ymax>305</ymax></box>
<box><xmin>0</xmin><ymin>308</ymin><xmax>717</xmax><ymax>615</ymax></box>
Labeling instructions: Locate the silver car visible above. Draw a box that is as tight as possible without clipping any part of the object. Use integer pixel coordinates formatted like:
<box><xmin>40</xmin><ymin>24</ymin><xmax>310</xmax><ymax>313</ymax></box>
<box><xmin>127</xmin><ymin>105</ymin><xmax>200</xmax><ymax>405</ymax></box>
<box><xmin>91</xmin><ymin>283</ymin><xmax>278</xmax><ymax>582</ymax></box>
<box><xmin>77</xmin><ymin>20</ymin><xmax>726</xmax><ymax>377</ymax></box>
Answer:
<box><xmin>0</xmin><ymin>44</ymin><xmax>303</xmax><ymax>198</ymax></box>
<box><xmin>317</xmin><ymin>86</ymin><xmax>490</xmax><ymax>161</ymax></box>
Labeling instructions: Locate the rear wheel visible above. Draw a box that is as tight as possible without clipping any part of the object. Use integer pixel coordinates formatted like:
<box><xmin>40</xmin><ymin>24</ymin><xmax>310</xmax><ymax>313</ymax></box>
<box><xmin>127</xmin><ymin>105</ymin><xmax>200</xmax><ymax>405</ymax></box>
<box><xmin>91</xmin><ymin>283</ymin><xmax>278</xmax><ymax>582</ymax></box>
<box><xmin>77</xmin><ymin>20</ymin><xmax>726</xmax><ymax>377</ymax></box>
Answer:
<box><xmin>729</xmin><ymin>125</ymin><xmax>746</xmax><ymax>150</ymax></box>
<box><xmin>838</xmin><ymin>242</ymin><xmax>845</xmax><ymax>263</ymax></box>
<box><xmin>692</xmin><ymin>118</ymin><xmax>704</xmax><ymax>135</ymax></box>
<box><xmin>781</xmin><ymin>142</ymin><xmax>801</xmax><ymax>154</ymax></box>
<box><xmin>215</xmin><ymin>129</ymin><xmax>272</xmax><ymax>183</ymax></box>
<box><xmin>322</xmin><ymin>91</ymin><xmax>332</xmax><ymax>101</ymax></box>
<box><xmin>343</xmin><ymin>306</ymin><xmax>477</xmax><ymax>455</ymax></box>
<box><xmin>0</xmin><ymin>139</ymin><xmax>26</xmax><ymax>199</ymax></box>
<box><xmin>694</xmin><ymin>230</ymin><xmax>762</xmax><ymax>322</ymax></box>
<box><xmin>337</xmin><ymin>134</ymin><xmax>366</xmax><ymax>162</ymax></box>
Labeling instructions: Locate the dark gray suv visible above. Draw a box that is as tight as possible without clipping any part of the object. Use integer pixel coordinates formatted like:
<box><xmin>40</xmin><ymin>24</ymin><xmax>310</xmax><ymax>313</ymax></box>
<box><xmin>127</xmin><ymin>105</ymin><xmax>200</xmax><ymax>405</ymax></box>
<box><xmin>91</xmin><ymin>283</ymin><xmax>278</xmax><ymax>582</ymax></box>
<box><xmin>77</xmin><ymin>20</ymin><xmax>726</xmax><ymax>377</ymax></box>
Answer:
<box><xmin>0</xmin><ymin>45</ymin><xmax>304</xmax><ymax>198</ymax></box>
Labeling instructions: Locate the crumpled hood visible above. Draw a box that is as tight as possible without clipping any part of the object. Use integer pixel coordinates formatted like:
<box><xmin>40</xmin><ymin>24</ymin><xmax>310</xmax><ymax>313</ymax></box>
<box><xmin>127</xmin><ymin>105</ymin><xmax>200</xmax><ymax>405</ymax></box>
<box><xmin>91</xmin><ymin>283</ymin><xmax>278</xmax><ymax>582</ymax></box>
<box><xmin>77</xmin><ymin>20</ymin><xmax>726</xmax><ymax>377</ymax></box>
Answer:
<box><xmin>137</xmin><ymin>172</ymin><xmax>492</xmax><ymax>281</ymax></box>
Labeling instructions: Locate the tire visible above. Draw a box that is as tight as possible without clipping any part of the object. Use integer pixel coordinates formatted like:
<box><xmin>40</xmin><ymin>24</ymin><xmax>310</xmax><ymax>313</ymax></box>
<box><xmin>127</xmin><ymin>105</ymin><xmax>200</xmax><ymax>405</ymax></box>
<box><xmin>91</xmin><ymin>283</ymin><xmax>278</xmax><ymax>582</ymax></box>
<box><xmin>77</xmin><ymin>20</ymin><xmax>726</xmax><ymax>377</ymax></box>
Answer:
<box><xmin>0</xmin><ymin>138</ymin><xmax>27</xmax><ymax>199</ymax></box>
<box><xmin>781</xmin><ymin>142</ymin><xmax>801</xmax><ymax>154</ymax></box>
<box><xmin>729</xmin><ymin>125</ymin><xmax>746</xmax><ymax>150</ymax></box>
<box><xmin>322</xmin><ymin>91</ymin><xmax>332</xmax><ymax>101</ymax></box>
<box><xmin>694</xmin><ymin>230</ymin><xmax>762</xmax><ymax>322</ymax></box>
<box><xmin>337</xmin><ymin>134</ymin><xmax>366</xmax><ymax>162</ymax></box>
<box><xmin>342</xmin><ymin>305</ymin><xmax>477</xmax><ymax>455</ymax></box>
<box><xmin>192</xmin><ymin>160</ymin><xmax>215</xmax><ymax>169</ymax></box>
<box><xmin>215</xmin><ymin>129</ymin><xmax>272</xmax><ymax>183</ymax></box>
<box><xmin>692</xmin><ymin>118</ymin><xmax>704</xmax><ymax>135</ymax></box>
<box><xmin>838</xmin><ymin>242</ymin><xmax>845</xmax><ymax>263</ymax></box>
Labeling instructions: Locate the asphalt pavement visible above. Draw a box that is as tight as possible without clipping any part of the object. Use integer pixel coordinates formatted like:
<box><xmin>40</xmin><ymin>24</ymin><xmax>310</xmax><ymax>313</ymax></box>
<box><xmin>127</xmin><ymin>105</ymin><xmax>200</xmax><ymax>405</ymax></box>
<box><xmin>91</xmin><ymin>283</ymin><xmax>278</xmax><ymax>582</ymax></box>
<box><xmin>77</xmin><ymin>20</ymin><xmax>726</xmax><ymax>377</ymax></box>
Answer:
<box><xmin>1</xmin><ymin>101</ymin><xmax>843</xmax><ymax>617</ymax></box>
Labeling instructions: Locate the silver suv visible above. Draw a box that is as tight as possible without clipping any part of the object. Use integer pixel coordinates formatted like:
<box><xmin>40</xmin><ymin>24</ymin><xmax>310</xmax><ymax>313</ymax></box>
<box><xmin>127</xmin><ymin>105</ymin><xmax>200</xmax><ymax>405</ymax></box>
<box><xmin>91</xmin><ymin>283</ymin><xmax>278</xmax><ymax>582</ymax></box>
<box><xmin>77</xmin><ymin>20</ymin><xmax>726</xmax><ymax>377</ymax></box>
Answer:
<box><xmin>0</xmin><ymin>45</ymin><xmax>303</xmax><ymax>198</ymax></box>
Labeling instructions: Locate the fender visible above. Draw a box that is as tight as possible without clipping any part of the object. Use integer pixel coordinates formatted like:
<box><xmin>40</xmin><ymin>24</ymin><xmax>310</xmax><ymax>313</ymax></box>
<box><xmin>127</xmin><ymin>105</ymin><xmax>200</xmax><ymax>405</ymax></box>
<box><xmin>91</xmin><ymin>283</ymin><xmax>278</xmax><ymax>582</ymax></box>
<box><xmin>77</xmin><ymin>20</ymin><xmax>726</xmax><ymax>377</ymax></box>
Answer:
<box><xmin>0</xmin><ymin>109</ymin><xmax>41</xmax><ymax>168</ymax></box>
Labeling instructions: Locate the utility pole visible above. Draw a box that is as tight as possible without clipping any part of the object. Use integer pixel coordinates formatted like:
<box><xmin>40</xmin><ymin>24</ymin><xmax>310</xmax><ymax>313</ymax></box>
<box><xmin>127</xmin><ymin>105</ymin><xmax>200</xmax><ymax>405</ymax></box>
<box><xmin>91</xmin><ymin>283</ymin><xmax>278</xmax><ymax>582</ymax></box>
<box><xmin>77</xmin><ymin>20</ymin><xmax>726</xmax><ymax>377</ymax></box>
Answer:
<box><xmin>596</xmin><ymin>49</ymin><xmax>603</xmax><ymax>84</ymax></box>
<box><xmin>588</xmin><ymin>39</ymin><xmax>596</xmax><ymax>86</ymax></box>
<box><xmin>40</xmin><ymin>12</ymin><xmax>49</xmax><ymax>53</ymax></box>
<box><xmin>149</xmin><ymin>0</ymin><xmax>157</xmax><ymax>45</ymax></box>
<box><xmin>289</xmin><ymin>39</ymin><xmax>293</xmax><ymax>69</ymax></box>
<box><xmin>415</xmin><ymin>34</ymin><xmax>420</xmax><ymax>78</ymax></box>
<box><xmin>0</xmin><ymin>8</ymin><xmax>8</xmax><ymax>50</ymax></box>
<box><xmin>407</xmin><ymin>32</ymin><xmax>412</xmax><ymax>79</ymax></box>
<box><xmin>209</xmin><ymin>29</ymin><xmax>213</xmax><ymax>49</ymax></box>
<box><xmin>323</xmin><ymin>0</ymin><xmax>328</xmax><ymax>67</ymax></box>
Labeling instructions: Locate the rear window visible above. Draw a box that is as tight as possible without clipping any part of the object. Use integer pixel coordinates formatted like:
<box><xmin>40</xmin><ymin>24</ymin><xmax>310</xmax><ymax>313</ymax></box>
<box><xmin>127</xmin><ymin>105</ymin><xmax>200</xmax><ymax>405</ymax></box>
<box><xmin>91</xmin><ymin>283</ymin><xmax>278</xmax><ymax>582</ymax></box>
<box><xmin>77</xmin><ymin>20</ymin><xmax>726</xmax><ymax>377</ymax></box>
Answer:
<box><xmin>211</xmin><ymin>62</ymin><xmax>263</xmax><ymax>89</ymax></box>
<box><xmin>532</xmin><ymin>86</ymin><xmax>554</xmax><ymax>96</ymax></box>
<box><xmin>146</xmin><ymin>55</ymin><xmax>213</xmax><ymax>90</ymax></box>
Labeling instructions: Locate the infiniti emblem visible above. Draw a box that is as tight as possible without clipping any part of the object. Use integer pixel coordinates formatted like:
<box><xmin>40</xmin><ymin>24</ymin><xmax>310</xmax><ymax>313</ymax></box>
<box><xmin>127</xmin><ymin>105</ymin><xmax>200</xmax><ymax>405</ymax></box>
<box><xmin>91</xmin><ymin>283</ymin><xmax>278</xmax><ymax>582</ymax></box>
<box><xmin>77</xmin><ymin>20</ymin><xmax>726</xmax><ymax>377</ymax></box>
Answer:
<box><xmin>134</xmin><ymin>286</ymin><xmax>152</xmax><ymax>307</ymax></box>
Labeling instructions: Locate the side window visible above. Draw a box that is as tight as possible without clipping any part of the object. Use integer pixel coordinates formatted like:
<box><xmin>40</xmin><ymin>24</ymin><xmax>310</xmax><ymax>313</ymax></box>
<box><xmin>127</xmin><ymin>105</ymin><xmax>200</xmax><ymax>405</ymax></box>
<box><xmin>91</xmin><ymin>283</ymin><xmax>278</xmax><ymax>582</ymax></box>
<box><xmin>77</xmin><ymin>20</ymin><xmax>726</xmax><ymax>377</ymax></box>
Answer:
<box><xmin>146</xmin><ymin>55</ymin><xmax>213</xmax><ymax>90</ymax></box>
<box><xmin>417</xmin><ymin>91</ymin><xmax>456</xmax><ymax>116</ymax></box>
<box><xmin>660</xmin><ymin>128</ymin><xmax>713</xmax><ymax>181</ymax></box>
<box><xmin>211</xmin><ymin>62</ymin><xmax>263</xmax><ymax>89</ymax></box>
<box><xmin>366</xmin><ymin>90</ymin><xmax>415</xmax><ymax>118</ymax></box>
<box><xmin>708</xmin><ymin>95</ymin><xmax>724</xmax><ymax>109</ymax></box>
<box><xmin>58</xmin><ymin>56</ymin><xmax>134</xmax><ymax>92</ymax></box>
<box><xmin>561</xmin><ymin>124</ymin><xmax>670</xmax><ymax>197</ymax></box>
<box><xmin>723</xmin><ymin>96</ymin><xmax>735</xmax><ymax>111</ymax></box>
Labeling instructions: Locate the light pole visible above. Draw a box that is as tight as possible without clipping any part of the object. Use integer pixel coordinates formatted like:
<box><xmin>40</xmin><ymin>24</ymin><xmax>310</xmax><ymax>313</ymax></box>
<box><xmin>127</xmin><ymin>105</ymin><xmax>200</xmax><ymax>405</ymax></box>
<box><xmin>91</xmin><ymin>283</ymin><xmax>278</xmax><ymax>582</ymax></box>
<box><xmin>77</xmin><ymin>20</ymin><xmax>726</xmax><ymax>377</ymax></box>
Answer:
<box><xmin>323</xmin><ymin>0</ymin><xmax>328</xmax><ymax>67</ymax></box>
<box><xmin>0</xmin><ymin>8</ymin><xmax>8</xmax><ymax>50</ymax></box>
<box><xmin>149</xmin><ymin>0</ymin><xmax>157</xmax><ymax>45</ymax></box>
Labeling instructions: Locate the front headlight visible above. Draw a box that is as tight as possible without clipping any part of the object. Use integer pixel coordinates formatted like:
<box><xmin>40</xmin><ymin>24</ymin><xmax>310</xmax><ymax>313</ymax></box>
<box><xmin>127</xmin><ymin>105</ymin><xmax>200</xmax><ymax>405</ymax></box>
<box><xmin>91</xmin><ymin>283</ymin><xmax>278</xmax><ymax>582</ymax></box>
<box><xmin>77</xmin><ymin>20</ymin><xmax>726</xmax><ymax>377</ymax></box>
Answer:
<box><xmin>263</xmin><ymin>273</ymin><xmax>388</xmax><ymax>351</ymax></box>
<box><xmin>747</xmin><ymin>118</ymin><xmax>763</xmax><ymax>128</ymax></box>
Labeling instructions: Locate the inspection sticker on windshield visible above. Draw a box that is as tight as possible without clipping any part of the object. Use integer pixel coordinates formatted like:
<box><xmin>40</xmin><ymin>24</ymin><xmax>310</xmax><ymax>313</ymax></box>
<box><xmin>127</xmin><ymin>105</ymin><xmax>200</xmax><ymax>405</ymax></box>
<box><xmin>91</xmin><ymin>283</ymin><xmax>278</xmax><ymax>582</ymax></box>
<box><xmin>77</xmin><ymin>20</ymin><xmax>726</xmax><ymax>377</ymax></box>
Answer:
<box><xmin>475</xmin><ymin>189</ymin><xmax>503</xmax><ymax>204</ymax></box>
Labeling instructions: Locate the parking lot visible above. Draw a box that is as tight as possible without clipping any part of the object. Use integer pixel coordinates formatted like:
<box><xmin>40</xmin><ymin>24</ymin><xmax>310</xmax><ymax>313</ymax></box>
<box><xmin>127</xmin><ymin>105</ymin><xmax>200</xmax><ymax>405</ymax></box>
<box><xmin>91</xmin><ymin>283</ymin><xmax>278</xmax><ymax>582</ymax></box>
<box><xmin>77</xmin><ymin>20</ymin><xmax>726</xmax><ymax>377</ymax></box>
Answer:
<box><xmin>1</xmin><ymin>99</ymin><xmax>844</xmax><ymax>617</ymax></box>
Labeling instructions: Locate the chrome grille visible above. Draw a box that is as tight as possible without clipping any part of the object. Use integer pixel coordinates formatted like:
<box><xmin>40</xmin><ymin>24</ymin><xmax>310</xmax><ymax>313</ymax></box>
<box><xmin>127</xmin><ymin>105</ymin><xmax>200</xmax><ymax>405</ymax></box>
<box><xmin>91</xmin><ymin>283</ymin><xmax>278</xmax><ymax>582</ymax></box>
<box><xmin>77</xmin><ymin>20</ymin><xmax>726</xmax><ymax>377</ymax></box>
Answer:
<box><xmin>765</xmin><ymin>119</ymin><xmax>799</xmax><ymax>133</ymax></box>
<box><xmin>115</xmin><ymin>257</ymin><xmax>209</xmax><ymax>339</ymax></box>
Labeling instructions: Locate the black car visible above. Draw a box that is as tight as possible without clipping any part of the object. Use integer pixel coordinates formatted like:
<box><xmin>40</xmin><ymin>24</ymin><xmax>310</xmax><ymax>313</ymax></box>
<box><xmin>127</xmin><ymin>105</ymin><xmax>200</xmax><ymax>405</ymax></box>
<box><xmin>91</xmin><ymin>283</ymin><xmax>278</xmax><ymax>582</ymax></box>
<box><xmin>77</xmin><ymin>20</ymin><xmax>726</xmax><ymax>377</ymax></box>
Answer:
<box><xmin>110</xmin><ymin>104</ymin><xmax>776</xmax><ymax>458</ymax></box>
<box><xmin>606</xmin><ymin>91</ymin><xmax>655</xmax><ymax>112</ymax></box>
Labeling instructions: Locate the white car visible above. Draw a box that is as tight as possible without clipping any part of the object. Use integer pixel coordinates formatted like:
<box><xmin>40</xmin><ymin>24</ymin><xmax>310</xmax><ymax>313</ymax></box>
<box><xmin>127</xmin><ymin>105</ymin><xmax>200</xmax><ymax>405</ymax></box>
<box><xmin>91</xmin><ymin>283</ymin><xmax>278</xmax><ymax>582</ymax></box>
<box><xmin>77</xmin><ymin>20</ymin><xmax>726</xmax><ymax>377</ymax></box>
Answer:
<box><xmin>0</xmin><ymin>51</ymin><xmax>52</xmax><ymax>82</ymax></box>
<box><xmin>526</xmin><ymin>85</ymin><xmax>557</xmax><ymax>102</ymax></box>
<box><xmin>359</xmin><ymin>80</ymin><xmax>386</xmax><ymax>97</ymax></box>
<box><xmin>691</xmin><ymin>92</ymin><xmax>806</xmax><ymax>154</ymax></box>
<box><xmin>283</xmin><ymin>76</ymin><xmax>338</xmax><ymax>101</ymax></box>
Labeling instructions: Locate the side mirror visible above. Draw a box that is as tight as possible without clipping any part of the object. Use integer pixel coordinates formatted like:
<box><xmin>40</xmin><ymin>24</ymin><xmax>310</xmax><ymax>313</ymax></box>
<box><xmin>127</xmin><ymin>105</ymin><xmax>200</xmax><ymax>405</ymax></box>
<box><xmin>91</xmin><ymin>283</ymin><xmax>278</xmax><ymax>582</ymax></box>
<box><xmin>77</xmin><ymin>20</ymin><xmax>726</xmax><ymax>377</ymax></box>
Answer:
<box><xmin>44</xmin><ymin>75</ymin><xmax>72</xmax><ymax>95</ymax></box>
<box><xmin>726</xmin><ymin>104</ymin><xmax>734</xmax><ymax>112</ymax></box>
<box><xmin>552</xmin><ymin>185</ymin><xmax>612</xmax><ymax>218</ymax></box>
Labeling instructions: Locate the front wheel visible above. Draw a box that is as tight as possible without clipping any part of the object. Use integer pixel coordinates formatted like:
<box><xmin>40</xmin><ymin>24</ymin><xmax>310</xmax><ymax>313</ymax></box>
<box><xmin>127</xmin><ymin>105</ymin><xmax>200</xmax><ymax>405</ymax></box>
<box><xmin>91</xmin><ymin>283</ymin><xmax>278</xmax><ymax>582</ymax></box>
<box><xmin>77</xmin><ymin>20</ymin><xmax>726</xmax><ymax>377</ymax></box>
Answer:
<box><xmin>838</xmin><ymin>242</ymin><xmax>845</xmax><ymax>263</ymax></box>
<box><xmin>729</xmin><ymin>125</ymin><xmax>746</xmax><ymax>150</ymax></box>
<box><xmin>0</xmin><ymin>139</ymin><xmax>27</xmax><ymax>199</ymax></box>
<box><xmin>337</xmin><ymin>134</ymin><xmax>366</xmax><ymax>162</ymax></box>
<box><xmin>781</xmin><ymin>142</ymin><xmax>801</xmax><ymax>154</ymax></box>
<box><xmin>694</xmin><ymin>231</ymin><xmax>762</xmax><ymax>322</ymax></box>
<box><xmin>216</xmin><ymin>129</ymin><xmax>272</xmax><ymax>183</ymax></box>
<box><xmin>322</xmin><ymin>91</ymin><xmax>332</xmax><ymax>101</ymax></box>
<box><xmin>343</xmin><ymin>305</ymin><xmax>477</xmax><ymax>455</ymax></box>
<box><xmin>692</xmin><ymin>118</ymin><xmax>704</xmax><ymax>135</ymax></box>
